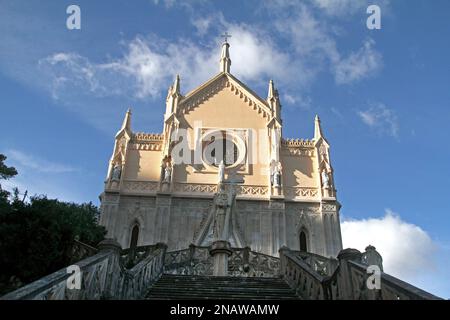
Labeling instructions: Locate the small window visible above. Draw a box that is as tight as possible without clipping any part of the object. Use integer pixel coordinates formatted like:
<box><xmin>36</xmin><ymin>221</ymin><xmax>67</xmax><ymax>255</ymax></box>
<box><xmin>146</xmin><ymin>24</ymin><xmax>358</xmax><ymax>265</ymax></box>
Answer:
<box><xmin>300</xmin><ymin>231</ymin><xmax>308</xmax><ymax>252</ymax></box>
<box><xmin>130</xmin><ymin>225</ymin><xmax>139</xmax><ymax>249</ymax></box>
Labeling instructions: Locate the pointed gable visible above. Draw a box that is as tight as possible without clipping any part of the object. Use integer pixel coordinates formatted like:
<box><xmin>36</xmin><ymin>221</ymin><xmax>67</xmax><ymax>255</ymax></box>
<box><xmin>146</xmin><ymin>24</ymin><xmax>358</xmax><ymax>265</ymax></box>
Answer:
<box><xmin>178</xmin><ymin>73</ymin><xmax>273</xmax><ymax>120</ymax></box>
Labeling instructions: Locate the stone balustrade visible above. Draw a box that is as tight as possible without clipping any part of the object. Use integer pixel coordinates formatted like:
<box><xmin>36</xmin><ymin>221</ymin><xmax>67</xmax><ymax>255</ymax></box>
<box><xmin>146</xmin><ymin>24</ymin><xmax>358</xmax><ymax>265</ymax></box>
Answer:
<box><xmin>2</xmin><ymin>242</ymin><xmax>441</xmax><ymax>300</ymax></box>
<box><xmin>120</xmin><ymin>244</ymin><xmax>166</xmax><ymax>299</ymax></box>
<box><xmin>1</xmin><ymin>240</ymin><xmax>167</xmax><ymax>300</ymax></box>
<box><xmin>229</xmin><ymin>247</ymin><xmax>280</xmax><ymax>277</ymax></box>
<box><xmin>278</xmin><ymin>247</ymin><xmax>442</xmax><ymax>300</ymax></box>
<box><xmin>163</xmin><ymin>245</ymin><xmax>281</xmax><ymax>278</ymax></box>
<box><xmin>279</xmin><ymin>247</ymin><xmax>328</xmax><ymax>299</ymax></box>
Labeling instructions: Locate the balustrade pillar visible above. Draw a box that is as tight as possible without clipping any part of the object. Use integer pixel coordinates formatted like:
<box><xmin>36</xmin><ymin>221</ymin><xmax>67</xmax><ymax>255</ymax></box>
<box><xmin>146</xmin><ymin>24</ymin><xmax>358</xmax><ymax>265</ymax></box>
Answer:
<box><xmin>209</xmin><ymin>240</ymin><xmax>232</xmax><ymax>276</ymax></box>
<box><xmin>98</xmin><ymin>239</ymin><xmax>123</xmax><ymax>299</ymax></box>
<box><xmin>336</xmin><ymin>248</ymin><xmax>362</xmax><ymax>300</ymax></box>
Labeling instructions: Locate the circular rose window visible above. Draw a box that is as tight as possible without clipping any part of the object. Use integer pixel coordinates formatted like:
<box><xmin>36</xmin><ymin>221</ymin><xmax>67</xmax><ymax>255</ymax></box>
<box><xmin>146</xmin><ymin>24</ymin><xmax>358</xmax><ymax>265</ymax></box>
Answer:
<box><xmin>201</xmin><ymin>130</ymin><xmax>246</xmax><ymax>169</ymax></box>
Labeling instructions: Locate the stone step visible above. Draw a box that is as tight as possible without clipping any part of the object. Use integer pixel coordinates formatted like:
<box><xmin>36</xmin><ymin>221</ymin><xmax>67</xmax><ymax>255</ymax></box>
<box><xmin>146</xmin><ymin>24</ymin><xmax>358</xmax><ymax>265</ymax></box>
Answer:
<box><xmin>155</xmin><ymin>280</ymin><xmax>290</xmax><ymax>288</ymax></box>
<box><xmin>146</xmin><ymin>294</ymin><xmax>299</xmax><ymax>300</ymax></box>
<box><xmin>158</xmin><ymin>276</ymin><xmax>287</xmax><ymax>284</ymax></box>
<box><xmin>152</xmin><ymin>284</ymin><xmax>292</xmax><ymax>293</ymax></box>
<box><xmin>152</xmin><ymin>284</ymin><xmax>291</xmax><ymax>293</ymax></box>
<box><xmin>145</xmin><ymin>274</ymin><xmax>300</xmax><ymax>300</ymax></box>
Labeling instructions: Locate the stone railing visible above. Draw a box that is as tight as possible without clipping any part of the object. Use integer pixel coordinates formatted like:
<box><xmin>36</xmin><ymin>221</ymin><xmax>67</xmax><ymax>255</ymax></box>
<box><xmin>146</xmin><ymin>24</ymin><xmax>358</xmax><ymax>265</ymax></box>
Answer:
<box><xmin>164</xmin><ymin>245</ymin><xmax>213</xmax><ymax>275</ymax></box>
<box><xmin>121</xmin><ymin>180</ymin><xmax>159</xmax><ymax>194</ymax></box>
<box><xmin>288</xmin><ymin>250</ymin><xmax>338</xmax><ymax>277</ymax></box>
<box><xmin>121</xmin><ymin>244</ymin><xmax>164</xmax><ymax>268</ymax></box>
<box><xmin>173</xmin><ymin>183</ymin><xmax>218</xmax><ymax>195</ymax></box>
<box><xmin>1</xmin><ymin>240</ymin><xmax>167</xmax><ymax>300</ymax></box>
<box><xmin>279</xmin><ymin>247</ymin><xmax>442</xmax><ymax>300</ymax></box>
<box><xmin>120</xmin><ymin>244</ymin><xmax>166</xmax><ymax>299</ymax></box>
<box><xmin>229</xmin><ymin>247</ymin><xmax>280</xmax><ymax>277</ymax></box>
<box><xmin>69</xmin><ymin>239</ymin><xmax>99</xmax><ymax>265</ymax></box>
<box><xmin>3</xmin><ymin>243</ymin><xmax>441</xmax><ymax>300</ymax></box>
<box><xmin>172</xmin><ymin>183</ymin><xmax>270</xmax><ymax>198</ymax></box>
<box><xmin>163</xmin><ymin>245</ymin><xmax>280</xmax><ymax>278</ymax></box>
<box><xmin>339</xmin><ymin>251</ymin><xmax>441</xmax><ymax>300</ymax></box>
<box><xmin>284</xmin><ymin>187</ymin><xmax>319</xmax><ymax>200</ymax></box>
<box><xmin>279</xmin><ymin>247</ymin><xmax>329</xmax><ymax>299</ymax></box>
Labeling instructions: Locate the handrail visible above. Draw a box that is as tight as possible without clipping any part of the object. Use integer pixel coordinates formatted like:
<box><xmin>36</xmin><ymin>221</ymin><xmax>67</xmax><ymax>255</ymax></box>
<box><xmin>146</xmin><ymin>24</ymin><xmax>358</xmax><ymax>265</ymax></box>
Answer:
<box><xmin>121</xmin><ymin>246</ymin><xmax>166</xmax><ymax>299</ymax></box>
<box><xmin>3</xmin><ymin>243</ymin><xmax>441</xmax><ymax>300</ymax></box>
<box><xmin>1</xmin><ymin>251</ymin><xmax>111</xmax><ymax>300</ymax></box>
<box><xmin>1</xmin><ymin>241</ymin><xmax>167</xmax><ymax>300</ymax></box>
<box><xmin>279</xmin><ymin>249</ymin><xmax>328</xmax><ymax>299</ymax></box>
<box><xmin>279</xmin><ymin>247</ymin><xmax>442</xmax><ymax>300</ymax></box>
<box><xmin>348</xmin><ymin>260</ymin><xmax>441</xmax><ymax>300</ymax></box>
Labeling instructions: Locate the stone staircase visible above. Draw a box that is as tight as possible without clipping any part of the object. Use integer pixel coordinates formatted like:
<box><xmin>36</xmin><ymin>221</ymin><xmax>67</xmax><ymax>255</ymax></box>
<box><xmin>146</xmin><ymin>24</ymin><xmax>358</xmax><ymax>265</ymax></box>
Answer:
<box><xmin>145</xmin><ymin>274</ymin><xmax>300</xmax><ymax>300</ymax></box>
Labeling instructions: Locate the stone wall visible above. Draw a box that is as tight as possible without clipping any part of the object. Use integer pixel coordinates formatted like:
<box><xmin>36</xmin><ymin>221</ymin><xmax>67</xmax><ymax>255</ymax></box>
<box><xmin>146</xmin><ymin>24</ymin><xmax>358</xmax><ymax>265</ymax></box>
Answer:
<box><xmin>99</xmin><ymin>193</ymin><xmax>342</xmax><ymax>258</ymax></box>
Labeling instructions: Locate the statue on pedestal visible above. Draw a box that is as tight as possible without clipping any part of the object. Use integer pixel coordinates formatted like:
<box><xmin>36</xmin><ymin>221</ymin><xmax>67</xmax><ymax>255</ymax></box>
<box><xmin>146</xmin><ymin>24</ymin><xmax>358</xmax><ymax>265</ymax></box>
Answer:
<box><xmin>213</xmin><ymin>192</ymin><xmax>228</xmax><ymax>240</ymax></box>
<box><xmin>321</xmin><ymin>169</ymin><xmax>330</xmax><ymax>189</ymax></box>
<box><xmin>111</xmin><ymin>163</ymin><xmax>122</xmax><ymax>181</ymax></box>
<box><xmin>161</xmin><ymin>155</ymin><xmax>172</xmax><ymax>184</ymax></box>
<box><xmin>270</xmin><ymin>161</ymin><xmax>282</xmax><ymax>187</ymax></box>
<box><xmin>163</xmin><ymin>165</ymin><xmax>172</xmax><ymax>183</ymax></box>
<box><xmin>274</xmin><ymin>163</ymin><xmax>282</xmax><ymax>187</ymax></box>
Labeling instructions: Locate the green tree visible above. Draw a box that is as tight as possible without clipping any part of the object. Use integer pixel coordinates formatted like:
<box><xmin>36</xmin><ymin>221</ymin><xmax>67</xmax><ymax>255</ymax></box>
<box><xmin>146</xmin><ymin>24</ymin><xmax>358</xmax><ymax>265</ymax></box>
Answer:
<box><xmin>0</xmin><ymin>153</ymin><xmax>106</xmax><ymax>295</ymax></box>
<box><xmin>0</xmin><ymin>154</ymin><xmax>17</xmax><ymax>180</ymax></box>
<box><xmin>0</xmin><ymin>154</ymin><xmax>17</xmax><ymax>203</ymax></box>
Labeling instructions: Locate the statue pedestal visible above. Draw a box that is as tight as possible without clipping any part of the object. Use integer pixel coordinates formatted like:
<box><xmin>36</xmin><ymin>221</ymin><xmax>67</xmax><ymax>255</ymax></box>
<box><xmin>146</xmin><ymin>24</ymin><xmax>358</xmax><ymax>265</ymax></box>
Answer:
<box><xmin>161</xmin><ymin>181</ymin><xmax>170</xmax><ymax>193</ymax></box>
<box><xmin>323</xmin><ymin>187</ymin><xmax>331</xmax><ymax>198</ymax></box>
<box><xmin>272</xmin><ymin>186</ymin><xmax>281</xmax><ymax>196</ymax></box>
<box><xmin>209</xmin><ymin>240</ymin><xmax>232</xmax><ymax>276</ymax></box>
<box><xmin>110</xmin><ymin>180</ymin><xmax>120</xmax><ymax>190</ymax></box>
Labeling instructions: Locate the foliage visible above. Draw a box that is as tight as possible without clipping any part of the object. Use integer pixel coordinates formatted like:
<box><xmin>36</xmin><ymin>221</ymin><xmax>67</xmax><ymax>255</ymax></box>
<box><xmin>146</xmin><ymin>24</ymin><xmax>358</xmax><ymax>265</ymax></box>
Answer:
<box><xmin>0</xmin><ymin>154</ymin><xmax>106</xmax><ymax>295</ymax></box>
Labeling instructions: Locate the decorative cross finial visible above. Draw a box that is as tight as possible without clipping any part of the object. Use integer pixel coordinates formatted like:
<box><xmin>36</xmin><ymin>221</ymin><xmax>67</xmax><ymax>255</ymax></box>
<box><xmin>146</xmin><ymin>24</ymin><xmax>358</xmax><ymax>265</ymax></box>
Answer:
<box><xmin>221</xmin><ymin>32</ymin><xmax>232</xmax><ymax>43</ymax></box>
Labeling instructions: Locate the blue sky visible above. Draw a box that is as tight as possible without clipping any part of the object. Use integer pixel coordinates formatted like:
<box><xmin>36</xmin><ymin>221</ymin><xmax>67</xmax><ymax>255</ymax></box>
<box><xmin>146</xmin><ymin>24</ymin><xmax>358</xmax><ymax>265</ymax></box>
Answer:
<box><xmin>0</xmin><ymin>0</ymin><xmax>449</xmax><ymax>297</ymax></box>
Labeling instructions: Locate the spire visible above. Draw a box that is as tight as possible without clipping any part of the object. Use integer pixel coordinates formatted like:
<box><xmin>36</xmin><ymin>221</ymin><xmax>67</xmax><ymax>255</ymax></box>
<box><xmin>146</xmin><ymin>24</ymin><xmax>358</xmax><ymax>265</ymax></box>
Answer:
<box><xmin>172</xmin><ymin>74</ymin><xmax>180</xmax><ymax>95</ymax></box>
<box><xmin>268</xmin><ymin>79</ymin><xmax>276</xmax><ymax>100</ymax></box>
<box><xmin>267</xmin><ymin>80</ymin><xmax>281</xmax><ymax>120</ymax></box>
<box><xmin>117</xmin><ymin>108</ymin><xmax>132</xmax><ymax>136</ymax></box>
<box><xmin>219</xmin><ymin>41</ymin><xmax>231</xmax><ymax>73</ymax></box>
<box><xmin>314</xmin><ymin>115</ymin><xmax>323</xmax><ymax>140</ymax></box>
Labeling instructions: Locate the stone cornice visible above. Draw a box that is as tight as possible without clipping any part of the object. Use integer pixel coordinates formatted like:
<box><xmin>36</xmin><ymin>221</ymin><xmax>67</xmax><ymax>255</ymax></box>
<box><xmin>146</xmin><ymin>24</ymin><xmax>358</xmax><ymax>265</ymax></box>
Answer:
<box><xmin>131</xmin><ymin>133</ymin><xmax>164</xmax><ymax>142</ymax></box>
<box><xmin>130</xmin><ymin>133</ymin><xmax>164</xmax><ymax>151</ymax></box>
<box><xmin>282</xmin><ymin>138</ymin><xmax>315</xmax><ymax>148</ymax></box>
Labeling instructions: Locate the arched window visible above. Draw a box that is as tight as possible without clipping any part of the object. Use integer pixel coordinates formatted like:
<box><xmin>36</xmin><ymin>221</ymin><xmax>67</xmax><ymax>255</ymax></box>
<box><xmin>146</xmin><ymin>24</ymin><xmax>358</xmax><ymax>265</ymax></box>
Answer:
<box><xmin>300</xmin><ymin>231</ymin><xmax>308</xmax><ymax>252</ymax></box>
<box><xmin>130</xmin><ymin>225</ymin><xmax>139</xmax><ymax>249</ymax></box>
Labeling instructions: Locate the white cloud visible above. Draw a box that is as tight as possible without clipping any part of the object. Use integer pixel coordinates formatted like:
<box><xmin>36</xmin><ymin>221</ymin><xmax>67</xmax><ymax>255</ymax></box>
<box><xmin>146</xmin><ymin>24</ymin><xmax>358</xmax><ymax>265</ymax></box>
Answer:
<box><xmin>310</xmin><ymin>0</ymin><xmax>391</xmax><ymax>17</ymax></box>
<box><xmin>273</xmin><ymin>4</ymin><xmax>382</xmax><ymax>85</ymax></box>
<box><xmin>40</xmin><ymin>23</ymin><xmax>292</xmax><ymax>101</ymax></box>
<box><xmin>224</xmin><ymin>24</ymin><xmax>292</xmax><ymax>83</ymax></box>
<box><xmin>1</xmin><ymin>1</ymin><xmax>386</xmax><ymax>135</ymax></box>
<box><xmin>283</xmin><ymin>93</ymin><xmax>312</xmax><ymax>110</ymax></box>
<box><xmin>341</xmin><ymin>210</ymin><xmax>437</xmax><ymax>281</ymax></box>
<box><xmin>311</xmin><ymin>0</ymin><xmax>369</xmax><ymax>16</ymax></box>
<box><xmin>358</xmin><ymin>103</ymin><xmax>399</xmax><ymax>138</ymax></box>
<box><xmin>334</xmin><ymin>39</ymin><xmax>382</xmax><ymax>84</ymax></box>
<box><xmin>274</xmin><ymin>3</ymin><xmax>339</xmax><ymax>75</ymax></box>
<box><xmin>191</xmin><ymin>16</ymin><xmax>213</xmax><ymax>36</ymax></box>
<box><xmin>6</xmin><ymin>149</ymin><xmax>77</xmax><ymax>174</ymax></box>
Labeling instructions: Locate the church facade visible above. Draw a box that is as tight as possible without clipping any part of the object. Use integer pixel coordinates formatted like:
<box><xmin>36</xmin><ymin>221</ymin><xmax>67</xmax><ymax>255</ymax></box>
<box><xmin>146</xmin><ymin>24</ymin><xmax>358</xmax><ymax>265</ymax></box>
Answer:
<box><xmin>99</xmin><ymin>41</ymin><xmax>343</xmax><ymax>258</ymax></box>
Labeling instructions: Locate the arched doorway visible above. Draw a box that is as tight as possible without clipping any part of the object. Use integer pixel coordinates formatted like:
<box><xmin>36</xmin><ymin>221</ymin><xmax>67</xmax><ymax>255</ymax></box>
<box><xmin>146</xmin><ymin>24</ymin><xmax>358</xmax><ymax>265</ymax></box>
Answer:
<box><xmin>130</xmin><ymin>225</ymin><xmax>139</xmax><ymax>249</ymax></box>
<box><xmin>300</xmin><ymin>230</ymin><xmax>308</xmax><ymax>252</ymax></box>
